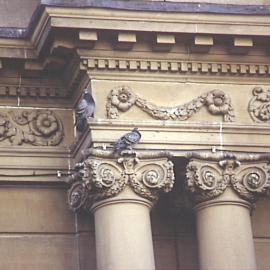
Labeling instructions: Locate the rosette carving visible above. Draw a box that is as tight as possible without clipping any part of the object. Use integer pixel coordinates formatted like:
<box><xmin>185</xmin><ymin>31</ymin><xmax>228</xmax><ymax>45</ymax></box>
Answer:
<box><xmin>186</xmin><ymin>158</ymin><xmax>270</xmax><ymax>203</ymax></box>
<box><xmin>107</xmin><ymin>86</ymin><xmax>234</xmax><ymax>122</ymax></box>
<box><xmin>0</xmin><ymin>109</ymin><xmax>64</xmax><ymax>146</ymax></box>
<box><xmin>249</xmin><ymin>87</ymin><xmax>270</xmax><ymax>122</ymax></box>
<box><xmin>67</xmin><ymin>150</ymin><xmax>175</xmax><ymax>211</ymax></box>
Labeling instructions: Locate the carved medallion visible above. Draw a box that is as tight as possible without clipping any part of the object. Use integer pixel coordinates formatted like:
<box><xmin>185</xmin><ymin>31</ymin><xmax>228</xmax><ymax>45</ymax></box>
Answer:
<box><xmin>107</xmin><ymin>86</ymin><xmax>235</xmax><ymax>122</ymax></box>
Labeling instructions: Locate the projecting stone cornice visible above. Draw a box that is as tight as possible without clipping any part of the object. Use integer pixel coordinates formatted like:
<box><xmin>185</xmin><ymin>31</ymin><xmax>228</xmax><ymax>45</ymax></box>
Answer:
<box><xmin>0</xmin><ymin>1</ymin><xmax>270</xmax><ymax>61</ymax></box>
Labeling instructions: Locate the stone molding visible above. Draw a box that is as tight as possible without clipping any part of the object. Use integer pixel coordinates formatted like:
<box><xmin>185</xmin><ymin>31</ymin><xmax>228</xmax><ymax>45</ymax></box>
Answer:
<box><xmin>106</xmin><ymin>85</ymin><xmax>235</xmax><ymax>122</ymax></box>
<box><xmin>186</xmin><ymin>157</ymin><xmax>270</xmax><ymax>203</ymax></box>
<box><xmin>82</xmin><ymin>58</ymin><xmax>270</xmax><ymax>77</ymax></box>
<box><xmin>67</xmin><ymin>149</ymin><xmax>175</xmax><ymax>211</ymax></box>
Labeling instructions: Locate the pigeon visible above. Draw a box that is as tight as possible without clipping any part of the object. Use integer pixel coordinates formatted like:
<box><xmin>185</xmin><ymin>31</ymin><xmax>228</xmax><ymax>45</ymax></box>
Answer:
<box><xmin>113</xmin><ymin>128</ymin><xmax>141</xmax><ymax>153</ymax></box>
<box><xmin>75</xmin><ymin>89</ymin><xmax>95</xmax><ymax>132</ymax></box>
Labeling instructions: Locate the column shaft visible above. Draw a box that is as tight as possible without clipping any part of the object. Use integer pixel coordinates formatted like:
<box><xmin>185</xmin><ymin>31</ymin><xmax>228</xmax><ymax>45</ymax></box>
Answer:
<box><xmin>195</xmin><ymin>188</ymin><xmax>256</xmax><ymax>270</ymax></box>
<box><xmin>92</xmin><ymin>188</ymin><xmax>155</xmax><ymax>270</ymax></box>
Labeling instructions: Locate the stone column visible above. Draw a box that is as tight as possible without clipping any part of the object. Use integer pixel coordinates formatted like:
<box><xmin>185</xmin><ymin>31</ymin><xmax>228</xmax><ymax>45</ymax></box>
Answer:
<box><xmin>186</xmin><ymin>157</ymin><xmax>270</xmax><ymax>270</ymax></box>
<box><xmin>67</xmin><ymin>149</ymin><xmax>175</xmax><ymax>270</ymax></box>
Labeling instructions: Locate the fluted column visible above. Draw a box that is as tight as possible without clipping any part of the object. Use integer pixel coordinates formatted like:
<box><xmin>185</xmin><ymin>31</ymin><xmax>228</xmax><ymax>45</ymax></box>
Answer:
<box><xmin>186</xmin><ymin>157</ymin><xmax>270</xmax><ymax>270</ymax></box>
<box><xmin>67</xmin><ymin>149</ymin><xmax>175</xmax><ymax>270</ymax></box>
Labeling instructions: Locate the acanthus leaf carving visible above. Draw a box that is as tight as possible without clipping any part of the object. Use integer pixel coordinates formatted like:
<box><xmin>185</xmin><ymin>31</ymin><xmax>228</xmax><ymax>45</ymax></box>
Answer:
<box><xmin>249</xmin><ymin>87</ymin><xmax>270</xmax><ymax>122</ymax></box>
<box><xmin>107</xmin><ymin>86</ymin><xmax>235</xmax><ymax>122</ymax></box>
<box><xmin>0</xmin><ymin>109</ymin><xmax>64</xmax><ymax>146</ymax></box>
<box><xmin>67</xmin><ymin>150</ymin><xmax>175</xmax><ymax>211</ymax></box>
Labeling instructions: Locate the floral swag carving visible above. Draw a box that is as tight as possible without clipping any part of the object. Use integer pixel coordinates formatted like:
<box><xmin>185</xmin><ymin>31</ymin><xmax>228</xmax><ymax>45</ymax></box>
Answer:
<box><xmin>186</xmin><ymin>158</ymin><xmax>270</xmax><ymax>203</ymax></box>
<box><xmin>107</xmin><ymin>86</ymin><xmax>235</xmax><ymax>122</ymax></box>
<box><xmin>249</xmin><ymin>87</ymin><xmax>270</xmax><ymax>122</ymax></box>
<box><xmin>67</xmin><ymin>150</ymin><xmax>175</xmax><ymax>212</ymax></box>
<box><xmin>0</xmin><ymin>109</ymin><xmax>64</xmax><ymax>146</ymax></box>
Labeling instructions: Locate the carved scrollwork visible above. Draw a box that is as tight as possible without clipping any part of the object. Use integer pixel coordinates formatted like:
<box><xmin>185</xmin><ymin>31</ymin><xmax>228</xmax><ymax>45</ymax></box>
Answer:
<box><xmin>84</xmin><ymin>158</ymin><xmax>127</xmax><ymax>202</ymax></box>
<box><xmin>186</xmin><ymin>161</ymin><xmax>229</xmax><ymax>202</ymax></box>
<box><xmin>231</xmin><ymin>165</ymin><xmax>270</xmax><ymax>202</ymax></box>
<box><xmin>0</xmin><ymin>109</ymin><xmax>64</xmax><ymax>146</ymax></box>
<box><xmin>107</xmin><ymin>86</ymin><xmax>235</xmax><ymax>122</ymax></box>
<box><xmin>249</xmin><ymin>87</ymin><xmax>270</xmax><ymax>122</ymax></box>
<box><xmin>129</xmin><ymin>161</ymin><xmax>175</xmax><ymax>201</ymax></box>
<box><xmin>67</xmin><ymin>150</ymin><xmax>175</xmax><ymax>211</ymax></box>
<box><xmin>186</xmin><ymin>158</ymin><xmax>270</xmax><ymax>203</ymax></box>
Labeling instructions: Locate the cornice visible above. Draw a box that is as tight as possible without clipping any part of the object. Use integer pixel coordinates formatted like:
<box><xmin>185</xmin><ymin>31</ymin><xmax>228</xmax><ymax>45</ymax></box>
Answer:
<box><xmin>37</xmin><ymin>1</ymin><xmax>270</xmax><ymax>15</ymax></box>
<box><xmin>0</xmin><ymin>2</ymin><xmax>269</xmax><ymax>109</ymax></box>
<box><xmin>0</xmin><ymin>3</ymin><xmax>270</xmax><ymax>56</ymax></box>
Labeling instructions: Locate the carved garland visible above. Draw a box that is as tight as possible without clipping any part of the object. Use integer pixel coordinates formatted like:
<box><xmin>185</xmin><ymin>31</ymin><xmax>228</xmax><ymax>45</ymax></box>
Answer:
<box><xmin>249</xmin><ymin>87</ymin><xmax>270</xmax><ymax>123</ymax></box>
<box><xmin>67</xmin><ymin>151</ymin><xmax>175</xmax><ymax>212</ymax></box>
<box><xmin>0</xmin><ymin>109</ymin><xmax>64</xmax><ymax>146</ymax></box>
<box><xmin>106</xmin><ymin>86</ymin><xmax>235</xmax><ymax>122</ymax></box>
<box><xmin>186</xmin><ymin>158</ymin><xmax>270</xmax><ymax>203</ymax></box>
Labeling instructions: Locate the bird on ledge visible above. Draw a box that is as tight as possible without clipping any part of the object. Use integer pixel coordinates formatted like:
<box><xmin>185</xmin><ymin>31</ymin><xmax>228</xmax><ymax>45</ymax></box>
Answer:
<box><xmin>113</xmin><ymin>128</ymin><xmax>141</xmax><ymax>154</ymax></box>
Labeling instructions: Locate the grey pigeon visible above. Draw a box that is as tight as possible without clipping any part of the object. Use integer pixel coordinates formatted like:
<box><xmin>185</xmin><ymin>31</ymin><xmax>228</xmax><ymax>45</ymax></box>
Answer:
<box><xmin>113</xmin><ymin>128</ymin><xmax>141</xmax><ymax>153</ymax></box>
<box><xmin>75</xmin><ymin>89</ymin><xmax>95</xmax><ymax>132</ymax></box>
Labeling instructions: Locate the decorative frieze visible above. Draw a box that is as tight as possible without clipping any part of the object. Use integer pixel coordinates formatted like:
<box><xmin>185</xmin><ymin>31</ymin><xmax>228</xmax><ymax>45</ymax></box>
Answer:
<box><xmin>186</xmin><ymin>158</ymin><xmax>270</xmax><ymax>203</ymax></box>
<box><xmin>106</xmin><ymin>85</ymin><xmax>235</xmax><ymax>122</ymax></box>
<box><xmin>67</xmin><ymin>149</ymin><xmax>175</xmax><ymax>211</ymax></box>
<box><xmin>249</xmin><ymin>87</ymin><xmax>270</xmax><ymax>123</ymax></box>
<box><xmin>0</xmin><ymin>109</ymin><xmax>64</xmax><ymax>146</ymax></box>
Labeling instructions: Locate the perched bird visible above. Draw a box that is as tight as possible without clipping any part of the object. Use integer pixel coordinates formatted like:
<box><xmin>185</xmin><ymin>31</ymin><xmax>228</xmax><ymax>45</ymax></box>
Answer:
<box><xmin>75</xmin><ymin>89</ymin><xmax>95</xmax><ymax>132</ymax></box>
<box><xmin>113</xmin><ymin>128</ymin><xmax>141</xmax><ymax>153</ymax></box>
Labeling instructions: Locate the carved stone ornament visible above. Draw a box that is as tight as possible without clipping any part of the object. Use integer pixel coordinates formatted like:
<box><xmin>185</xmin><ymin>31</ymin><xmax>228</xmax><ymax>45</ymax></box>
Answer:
<box><xmin>186</xmin><ymin>158</ymin><xmax>270</xmax><ymax>203</ymax></box>
<box><xmin>67</xmin><ymin>149</ymin><xmax>175</xmax><ymax>211</ymax></box>
<box><xmin>0</xmin><ymin>109</ymin><xmax>64</xmax><ymax>146</ymax></box>
<box><xmin>249</xmin><ymin>87</ymin><xmax>270</xmax><ymax>122</ymax></box>
<box><xmin>106</xmin><ymin>86</ymin><xmax>235</xmax><ymax>122</ymax></box>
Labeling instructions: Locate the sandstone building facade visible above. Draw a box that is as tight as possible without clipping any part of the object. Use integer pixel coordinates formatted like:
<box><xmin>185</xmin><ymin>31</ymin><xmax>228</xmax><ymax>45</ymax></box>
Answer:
<box><xmin>1</xmin><ymin>1</ymin><xmax>270</xmax><ymax>269</ymax></box>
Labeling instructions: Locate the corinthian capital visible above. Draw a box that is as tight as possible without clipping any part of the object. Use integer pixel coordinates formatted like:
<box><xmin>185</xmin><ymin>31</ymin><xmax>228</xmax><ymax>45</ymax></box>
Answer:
<box><xmin>67</xmin><ymin>149</ymin><xmax>174</xmax><ymax>211</ymax></box>
<box><xmin>186</xmin><ymin>158</ymin><xmax>270</xmax><ymax>203</ymax></box>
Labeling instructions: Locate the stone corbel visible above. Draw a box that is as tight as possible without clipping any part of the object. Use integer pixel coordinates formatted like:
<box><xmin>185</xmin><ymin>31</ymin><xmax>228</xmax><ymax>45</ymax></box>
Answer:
<box><xmin>67</xmin><ymin>149</ymin><xmax>175</xmax><ymax>212</ymax></box>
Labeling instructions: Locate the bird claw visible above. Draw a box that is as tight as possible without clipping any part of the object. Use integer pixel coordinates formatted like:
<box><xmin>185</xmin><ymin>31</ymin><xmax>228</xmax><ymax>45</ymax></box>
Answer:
<box><xmin>120</xmin><ymin>149</ymin><xmax>137</xmax><ymax>157</ymax></box>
